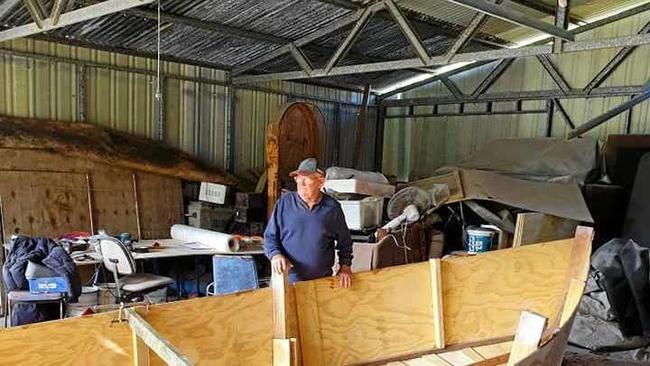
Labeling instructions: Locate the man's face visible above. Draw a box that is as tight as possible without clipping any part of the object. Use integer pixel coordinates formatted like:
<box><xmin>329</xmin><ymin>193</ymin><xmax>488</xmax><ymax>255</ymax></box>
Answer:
<box><xmin>295</xmin><ymin>173</ymin><xmax>324</xmax><ymax>201</ymax></box>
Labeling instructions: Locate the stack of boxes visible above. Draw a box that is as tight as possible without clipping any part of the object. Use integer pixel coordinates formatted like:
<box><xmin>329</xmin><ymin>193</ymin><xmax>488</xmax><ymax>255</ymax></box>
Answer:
<box><xmin>186</xmin><ymin>182</ymin><xmax>235</xmax><ymax>232</ymax></box>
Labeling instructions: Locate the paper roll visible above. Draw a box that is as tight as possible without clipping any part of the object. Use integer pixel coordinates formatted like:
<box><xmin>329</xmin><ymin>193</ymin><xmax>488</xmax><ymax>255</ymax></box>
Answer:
<box><xmin>170</xmin><ymin>224</ymin><xmax>240</xmax><ymax>252</ymax></box>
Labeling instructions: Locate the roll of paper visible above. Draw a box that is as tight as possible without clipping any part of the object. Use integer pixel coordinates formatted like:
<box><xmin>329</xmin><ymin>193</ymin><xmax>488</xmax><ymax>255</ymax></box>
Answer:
<box><xmin>170</xmin><ymin>224</ymin><xmax>240</xmax><ymax>252</ymax></box>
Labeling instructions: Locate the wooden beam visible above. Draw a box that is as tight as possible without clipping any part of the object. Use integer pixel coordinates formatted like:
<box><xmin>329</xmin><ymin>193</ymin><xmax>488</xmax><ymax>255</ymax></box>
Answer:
<box><xmin>131</xmin><ymin>328</ymin><xmax>150</xmax><ymax>366</ymax></box>
<box><xmin>272</xmin><ymin>269</ymin><xmax>290</xmax><ymax>339</ymax></box>
<box><xmin>430</xmin><ymin>259</ymin><xmax>445</xmax><ymax>350</ymax></box>
<box><xmin>506</xmin><ymin>311</ymin><xmax>547</xmax><ymax>366</ymax></box>
<box><xmin>512</xmin><ymin>213</ymin><xmax>578</xmax><ymax>247</ymax></box>
<box><xmin>125</xmin><ymin>308</ymin><xmax>193</xmax><ymax>366</ymax></box>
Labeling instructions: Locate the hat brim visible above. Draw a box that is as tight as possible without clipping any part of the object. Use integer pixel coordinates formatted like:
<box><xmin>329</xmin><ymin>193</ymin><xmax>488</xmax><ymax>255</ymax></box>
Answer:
<box><xmin>289</xmin><ymin>169</ymin><xmax>324</xmax><ymax>177</ymax></box>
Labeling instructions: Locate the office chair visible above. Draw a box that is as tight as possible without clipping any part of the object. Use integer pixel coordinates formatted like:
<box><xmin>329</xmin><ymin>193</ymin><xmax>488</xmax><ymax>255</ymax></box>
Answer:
<box><xmin>99</xmin><ymin>237</ymin><xmax>173</xmax><ymax>303</ymax></box>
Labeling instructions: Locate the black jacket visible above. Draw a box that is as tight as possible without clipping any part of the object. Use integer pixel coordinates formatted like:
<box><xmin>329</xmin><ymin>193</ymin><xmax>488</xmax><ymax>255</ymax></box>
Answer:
<box><xmin>3</xmin><ymin>236</ymin><xmax>81</xmax><ymax>325</ymax></box>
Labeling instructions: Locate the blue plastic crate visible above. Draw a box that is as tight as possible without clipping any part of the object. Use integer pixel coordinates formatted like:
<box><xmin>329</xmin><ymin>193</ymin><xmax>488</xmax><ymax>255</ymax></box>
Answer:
<box><xmin>28</xmin><ymin>277</ymin><xmax>68</xmax><ymax>294</ymax></box>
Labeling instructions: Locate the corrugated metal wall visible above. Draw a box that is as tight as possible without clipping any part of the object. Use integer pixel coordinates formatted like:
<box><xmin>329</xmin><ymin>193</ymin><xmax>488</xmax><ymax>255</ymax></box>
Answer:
<box><xmin>0</xmin><ymin>38</ymin><xmax>376</xmax><ymax>176</ymax></box>
<box><xmin>383</xmin><ymin>11</ymin><xmax>650</xmax><ymax>181</ymax></box>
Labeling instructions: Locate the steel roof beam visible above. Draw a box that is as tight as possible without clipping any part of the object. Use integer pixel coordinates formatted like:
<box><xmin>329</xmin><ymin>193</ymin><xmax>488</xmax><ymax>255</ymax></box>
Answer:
<box><xmin>324</xmin><ymin>5</ymin><xmax>375</xmax><ymax>73</ymax></box>
<box><xmin>385</xmin><ymin>0</ymin><xmax>429</xmax><ymax>64</ymax></box>
<box><xmin>584</xmin><ymin>19</ymin><xmax>650</xmax><ymax>94</ymax></box>
<box><xmin>0</xmin><ymin>0</ymin><xmax>156</xmax><ymax>43</ymax></box>
<box><xmin>536</xmin><ymin>54</ymin><xmax>570</xmax><ymax>94</ymax></box>
<box><xmin>443</xmin><ymin>0</ymin><xmax>574</xmax><ymax>41</ymax></box>
<box><xmin>233</xmin><ymin>32</ymin><xmax>650</xmax><ymax>83</ymax></box>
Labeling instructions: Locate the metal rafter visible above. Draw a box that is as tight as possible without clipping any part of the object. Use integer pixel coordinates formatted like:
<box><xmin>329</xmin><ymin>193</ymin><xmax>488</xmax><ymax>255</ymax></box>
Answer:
<box><xmin>0</xmin><ymin>0</ymin><xmax>22</xmax><ymax>19</ymax></box>
<box><xmin>584</xmin><ymin>19</ymin><xmax>650</xmax><ymax>95</ymax></box>
<box><xmin>444</xmin><ymin>13</ymin><xmax>487</xmax><ymax>63</ymax></box>
<box><xmin>553</xmin><ymin>98</ymin><xmax>575</xmax><ymax>129</ymax></box>
<box><xmin>234</xmin><ymin>32</ymin><xmax>650</xmax><ymax>83</ymax></box>
<box><xmin>0</xmin><ymin>0</ymin><xmax>156</xmax><ymax>42</ymax></box>
<box><xmin>232</xmin><ymin>3</ymin><xmax>384</xmax><ymax>75</ymax></box>
<box><xmin>379</xmin><ymin>61</ymin><xmax>494</xmax><ymax>99</ymax></box>
<box><xmin>288</xmin><ymin>43</ymin><xmax>314</xmax><ymax>75</ymax></box>
<box><xmin>443</xmin><ymin>0</ymin><xmax>574</xmax><ymax>41</ymax></box>
<box><xmin>314</xmin><ymin>0</ymin><xmax>510</xmax><ymax>49</ymax></box>
<box><xmin>382</xmin><ymin>85</ymin><xmax>646</xmax><ymax>107</ymax></box>
<box><xmin>471</xmin><ymin>58</ymin><xmax>514</xmax><ymax>98</ymax></box>
<box><xmin>325</xmin><ymin>5</ymin><xmax>376</xmax><ymax>73</ymax></box>
<box><xmin>536</xmin><ymin>55</ymin><xmax>570</xmax><ymax>94</ymax></box>
<box><xmin>385</xmin><ymin>0</ymin><xmax>429</xmax><ymax>64</ymax></box>
<box><xmin>510</xmin><ymin>0</ymin><xmax>584</xmax><ymax>25</ymax></box>
<box><xmin>440</xmin><ymin>76</ymin><xmax>464</xmax><ymax>100</ymax></box>
<box><xmin>553</xmin><ymin>0</ymin><xmax>571</xmax><ymax>53</ymax></box>
<box><xmin>50</xmin><ymin>0</ymin><xmax>71</xmax><ymax>25</ymax></box>
<box><xmin>23</xmin><ymin>0</ymin><xmax>46</xmax><ymax>28</ymax></box>
<box><xmin>568</xmin><ymin>80</ymin><xmax>650</xmax><ymax>138</ymax></box>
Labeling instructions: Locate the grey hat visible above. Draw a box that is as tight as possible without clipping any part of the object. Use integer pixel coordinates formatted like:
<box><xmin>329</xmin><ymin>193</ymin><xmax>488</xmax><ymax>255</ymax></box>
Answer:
<box><xmin>290</xmin><ymin>157</ymin><xmax>324</xmax><ymax>177</ymax></box>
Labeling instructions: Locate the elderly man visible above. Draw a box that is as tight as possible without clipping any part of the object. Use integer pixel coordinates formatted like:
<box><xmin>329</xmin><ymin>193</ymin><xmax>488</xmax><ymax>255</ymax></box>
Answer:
<box><xmin>264</xmin><ymin>158</ymin><xmax>353</xmax><ymax>287</ymax></box>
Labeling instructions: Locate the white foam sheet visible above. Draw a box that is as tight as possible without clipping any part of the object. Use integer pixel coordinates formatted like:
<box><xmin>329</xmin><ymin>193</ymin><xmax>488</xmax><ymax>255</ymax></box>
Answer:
<box><xmin>170</xmin><ymin>224</ymin><xmax>240</xmax><ymax>252</ymax></box>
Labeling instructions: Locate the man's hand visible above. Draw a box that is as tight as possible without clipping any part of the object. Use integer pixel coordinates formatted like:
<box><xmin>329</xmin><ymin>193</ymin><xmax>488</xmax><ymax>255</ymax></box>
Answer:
<box><xmin>337</xmin><ymin>264</ymin><xmax>352</xmax><ymax>288</ymax></box>
<box><xmin>271</xmin><ymin>254</ymin><xmax>293</xmax><ymax>275</ymax></box>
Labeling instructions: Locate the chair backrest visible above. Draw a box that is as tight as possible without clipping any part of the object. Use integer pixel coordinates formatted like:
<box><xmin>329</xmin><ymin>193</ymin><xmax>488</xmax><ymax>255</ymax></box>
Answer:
<box><xmin>212</xmin><ymin>255</ymin><xmax>258</xmax><ymax>295</ymax></box>
<box><xmin>99</xmin><ymin>237</ymin><xmax>135</xmax><ymax>275</ymax></box>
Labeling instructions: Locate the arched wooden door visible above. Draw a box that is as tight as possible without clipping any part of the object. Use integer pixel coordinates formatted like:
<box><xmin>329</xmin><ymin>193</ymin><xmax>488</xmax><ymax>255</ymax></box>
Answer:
<box><xmin>266</xmin><ymin>102</ymin><xmax>326</xmax><ymax>218</ymax></box>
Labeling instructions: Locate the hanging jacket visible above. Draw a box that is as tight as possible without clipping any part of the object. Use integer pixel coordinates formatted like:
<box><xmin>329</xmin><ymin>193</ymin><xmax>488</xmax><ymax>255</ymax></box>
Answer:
<box><xmin>3</xmin><ymin>236</ymin><xmax>81</xmax><ymax>325</ymax></box>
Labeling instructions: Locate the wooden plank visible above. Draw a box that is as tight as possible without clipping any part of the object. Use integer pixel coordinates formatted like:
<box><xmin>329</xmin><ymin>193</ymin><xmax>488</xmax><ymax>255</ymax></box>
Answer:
<box><xmin>295</xmin><ymin>262</ymin><xmax>436</xmax><ymax>366</ymax></box>
<box><xmin>512</xmin><ymin>213</ymin><xmax>578</xmax><ymax>247</ymax></box>
<box><xmin>126</xmin><ymin>308</ymin><xmax>192</xmax><ymax>366</ymax></box>
<box><xmin>560</xmin><ymin>278</ymin><xmax>585</xmax><ymax>326</ymax></box>
<box><xmin>438</xmin><ymin>348</ymin><xmax>484</xmax><ymax>365</ymax></box>
<box><xmin>0</xmin><ymin>171</ymin><xmax>91</xmax><ymax>237</ymax></box>
<box><xmin>295</xmin><ymin>281</ymin><xmax>325</xmax><ymax>366</ymax></box>
<box><xmin>442</xmin><ymin>239</ymin><xmax>574</xmax><ymax>345</ymax></box>
<box><xmin>272</xmin><ymin>269</ymin><xmax>290</xmax><ymax>339</ymax></box>
<box><xmin>420</xmin><ymin>354</ymin><xmax>454</xmax><ymax>365</ymax></box>
<box><xmin>273</xmin><ymin>338</ymin><xmax>293</xmax><ymax>366</ymax></box>
<box><xmin>430</xmin><ymin>259</ymin><xmax>445</xmax><ymax>349</ymax></box>
<box><xmin>506</xmin><ymin>311</ymin><xmax>547</xmax><ymax>366</ymax></box>
<box><xmin>132</xmin><ymin>328</ymin><xmax>151</xmax><ymax>366</ymax></box>
<box><xmin>472</xmin><ymin>341</ymin><xmax>512</xmax><ymax>359</ymax></box>
<box><xmin>567</xmin><ymin>226</ymin><xmax>594</xmax><ymax>282</ymax></box>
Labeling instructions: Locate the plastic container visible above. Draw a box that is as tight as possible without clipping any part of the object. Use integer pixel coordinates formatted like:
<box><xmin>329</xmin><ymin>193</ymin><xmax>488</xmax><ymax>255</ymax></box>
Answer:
<box><xmin>68</xmin><ymin>286</ymin><xmax>99</xmax><ymax>317</ymax></box>
<box><xmin>465</xmin><ymin>226</ymin><xmax>497</xmax><ymax>254</ymax></box>
<box><xmin>324</xmin><ymin>179</ymin><xmax>395</xmax><ymax>197</ymax></box>
<box><xmin>339</xmin><ymin>197</ymin><xmax>384</xmax><ymax>230</ymax></box>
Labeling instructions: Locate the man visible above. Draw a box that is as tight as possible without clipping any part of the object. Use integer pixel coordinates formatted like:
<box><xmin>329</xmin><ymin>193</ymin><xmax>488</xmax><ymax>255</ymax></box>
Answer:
<box><xmin>264</xmin><ymin>158</ymin><xmax>353</xmax><ymax>287</ymax></box>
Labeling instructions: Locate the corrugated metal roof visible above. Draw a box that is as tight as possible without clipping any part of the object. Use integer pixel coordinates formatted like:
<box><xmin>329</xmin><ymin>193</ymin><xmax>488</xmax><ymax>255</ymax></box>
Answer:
<box><xmin>0</xmin><ymin>0</ymin><xmax>647</xmax><ymax>89</ymax></box>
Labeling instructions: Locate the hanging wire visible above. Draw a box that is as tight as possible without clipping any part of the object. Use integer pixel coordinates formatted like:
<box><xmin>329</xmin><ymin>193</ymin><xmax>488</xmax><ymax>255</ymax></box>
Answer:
<box><xmin>155</xmin><ymin>0</ymin><xmax>162</xmax><ymax>102</ymax></box>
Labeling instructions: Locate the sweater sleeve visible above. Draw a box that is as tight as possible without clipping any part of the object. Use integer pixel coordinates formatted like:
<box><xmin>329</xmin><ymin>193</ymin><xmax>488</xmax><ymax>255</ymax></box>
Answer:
<box><xmin>333</xmin><ymin>205</ymin><xmax>353</xmax><ymax>266</ymax></box>
<box><xmin>263</xmin><ymin>199</ymin><xmax>283</xmax><ymax>260</ymax></box>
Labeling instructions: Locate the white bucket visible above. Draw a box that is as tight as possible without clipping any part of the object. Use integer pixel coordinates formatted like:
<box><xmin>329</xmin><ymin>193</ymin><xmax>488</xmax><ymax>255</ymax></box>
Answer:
<box><xmin>67</xmin><ymin>286</ymin><xmax>100</xmax><ymax>317</ymax></box>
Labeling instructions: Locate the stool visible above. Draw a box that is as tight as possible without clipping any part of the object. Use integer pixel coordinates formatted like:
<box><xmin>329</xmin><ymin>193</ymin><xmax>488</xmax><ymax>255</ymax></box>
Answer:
<box><xmin>5</xmin><ymin>291</ymin><xmax>66</xmax><ymax>327</ymax></box>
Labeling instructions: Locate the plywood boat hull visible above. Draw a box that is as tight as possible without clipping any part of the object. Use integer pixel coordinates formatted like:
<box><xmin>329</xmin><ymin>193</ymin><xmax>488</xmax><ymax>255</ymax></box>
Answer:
<box><xmin>0</xmin><ymin>228</ymin><xmax>592</xmax><ymax>365</ymax></box>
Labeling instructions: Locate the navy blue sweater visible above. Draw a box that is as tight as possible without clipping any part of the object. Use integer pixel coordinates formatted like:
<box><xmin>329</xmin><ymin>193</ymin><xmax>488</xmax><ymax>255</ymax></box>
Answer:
<box><xmin>264</xmin><ymin>192</ymin><xmax>353</xmax><ymax>283</ymax></box>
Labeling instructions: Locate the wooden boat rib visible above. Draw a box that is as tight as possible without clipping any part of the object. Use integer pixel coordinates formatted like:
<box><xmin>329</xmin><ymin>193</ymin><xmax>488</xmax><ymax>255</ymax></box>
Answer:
<box><xmin>0</xmin><ymin>227</ymin><xmax>592</xmax><ymax>366</ymax></box>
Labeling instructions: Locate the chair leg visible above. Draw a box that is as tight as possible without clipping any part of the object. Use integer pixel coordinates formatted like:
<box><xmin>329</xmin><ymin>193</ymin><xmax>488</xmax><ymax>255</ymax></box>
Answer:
<box><xmin>6</xmin><ymin>299</ymin><xmax>10</xmax><ymax>328</ymax></box>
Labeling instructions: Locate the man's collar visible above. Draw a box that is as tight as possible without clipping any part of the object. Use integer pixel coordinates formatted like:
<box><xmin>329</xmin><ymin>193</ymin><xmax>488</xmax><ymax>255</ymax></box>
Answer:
<box><xmin>296</xmin><ymin>191</ymin><xmax>323</xmax><ymax>211</ymax></box>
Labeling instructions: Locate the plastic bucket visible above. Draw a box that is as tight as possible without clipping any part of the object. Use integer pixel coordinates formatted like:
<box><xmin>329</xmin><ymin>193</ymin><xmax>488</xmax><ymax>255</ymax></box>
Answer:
<box><xmin>465</xmin><ymin>226</ymin><xmax>497</xmax><ymax>254</ymax></box>
<box><xmin>67</xmin><ymin>286</ymin><xmax>99</xmax><ymax>317</ymax></box>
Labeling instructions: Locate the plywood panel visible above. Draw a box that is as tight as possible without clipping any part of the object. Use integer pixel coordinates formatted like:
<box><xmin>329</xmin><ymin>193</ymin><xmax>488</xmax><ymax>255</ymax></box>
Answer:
<box><xmin>295</xmin><ymin>263</ymin><xmax>436</xmax><ymax>366</ymax></box>
<box><xmin>135</xmin><ymin>172</ymin><xmax>183</xmax><ymax>239</ymax></box>
<box><xmin>442</xmin><ymin>239</ymin><xmax>573</xmax><ymax>345</ymax></box>
<box><xmin>0</xmin><ymin>171</ymin><xmax>91</xmax><ymax>239</ymax></box>
<box><xmin>0</xmin><ymin>148</ymin><xmax>182</xmax><ymax>239</ymax></box>
<box><xmin>512</xmin><ymin>213</ymin><xmax>578</xmax><ymax>247</ymax></box>
<box><xmin>139</xmin><ymin>289</ymin><xmax>273</xmax><ymax>366</ymax></box>
<box><xmin>0</xmin><ymin>312</ymin><xmax>132</xmax><ymax>365</ymax></box>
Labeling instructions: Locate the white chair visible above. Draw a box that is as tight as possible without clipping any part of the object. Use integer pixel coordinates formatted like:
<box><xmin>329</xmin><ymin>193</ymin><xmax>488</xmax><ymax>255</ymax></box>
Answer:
<box><xmin>99</xmin><ymin>237</ymin><xmax>173</xmax><ymax>303</ymax></box>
